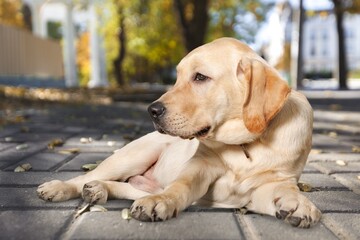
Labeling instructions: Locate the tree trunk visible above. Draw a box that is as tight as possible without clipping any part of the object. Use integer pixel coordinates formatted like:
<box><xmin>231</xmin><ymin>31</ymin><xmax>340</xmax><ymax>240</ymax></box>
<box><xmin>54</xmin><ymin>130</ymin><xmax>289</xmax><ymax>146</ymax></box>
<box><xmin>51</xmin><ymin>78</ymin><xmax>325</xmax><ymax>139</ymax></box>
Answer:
<box><xmin>333</xmin><ymin>0</ymin><xmax>348</xmax><ymax>89</ymax></box>
<box><xmin>113</xmin><ymin>7</ymin><xmax>126</xmax><ymax>86</ymax></box>
<box><xmin>296</xmin><ymin>0</ymin><xmax>305</xmax><ymax>89</ymax></box>
<box><xmin>173</xmin><ymin>0</ymin><xmax>209</xmax><ymax>52</ymax></box>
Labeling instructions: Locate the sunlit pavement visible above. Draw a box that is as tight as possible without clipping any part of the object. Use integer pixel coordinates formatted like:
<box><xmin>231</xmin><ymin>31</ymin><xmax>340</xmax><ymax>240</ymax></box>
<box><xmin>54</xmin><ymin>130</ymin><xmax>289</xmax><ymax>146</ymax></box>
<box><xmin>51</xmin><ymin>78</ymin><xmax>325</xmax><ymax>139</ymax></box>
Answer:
<box><xmin>0</xmin><ymin>91</ymin><xmax>359</xmax><ymax>239</ymax></box>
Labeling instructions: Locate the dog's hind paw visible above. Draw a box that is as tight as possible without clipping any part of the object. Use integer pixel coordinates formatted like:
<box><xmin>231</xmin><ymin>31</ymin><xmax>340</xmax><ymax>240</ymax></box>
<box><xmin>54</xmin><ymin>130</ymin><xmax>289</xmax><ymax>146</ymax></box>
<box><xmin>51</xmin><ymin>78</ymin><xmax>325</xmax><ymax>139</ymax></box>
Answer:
<box><xmin>82</xmin><ymin>180</ymin><xmax>108</xmax><ymax>204</ymax></box>
<box><xmin>37</xmin><ymin>180</ymin><xmax>77</xmax><ymax>202</ymax></box>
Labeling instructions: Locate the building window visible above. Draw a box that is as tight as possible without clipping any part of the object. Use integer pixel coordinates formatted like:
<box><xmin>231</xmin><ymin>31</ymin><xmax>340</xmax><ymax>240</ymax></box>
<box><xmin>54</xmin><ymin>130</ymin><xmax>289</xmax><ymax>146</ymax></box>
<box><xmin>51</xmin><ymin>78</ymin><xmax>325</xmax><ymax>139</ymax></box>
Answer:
<box><xmin>310</xmin><ymin>45</ymin><xmax>316</xmax><ymax>56</ymax></box>
<box><xmin>322</xmin><ymin>31</ymin><xmax>328</xmax><ymax>40</ymax></box>
<box><xmin>310</xmin><ymin>32</ymin><xmax>316</xmax><ymax>40</ymax></box>
<box><xmin>322</xmin><ymin>47</ymin><xmax>327</xmax><ymax>56</ymax></box>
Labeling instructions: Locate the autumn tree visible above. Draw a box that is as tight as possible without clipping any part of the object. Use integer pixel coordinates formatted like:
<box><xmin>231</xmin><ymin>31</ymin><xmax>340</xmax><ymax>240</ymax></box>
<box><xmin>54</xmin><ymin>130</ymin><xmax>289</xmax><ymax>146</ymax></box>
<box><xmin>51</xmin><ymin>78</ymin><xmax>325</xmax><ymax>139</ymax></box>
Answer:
<box><xmin>0</xmin><ymin>0</ymin><xmax>24</xmax><ymax>28</ymax></box>
<box><xmin>98</xmin><ymin>0</ymin><xmax>271</xmax><ymax>86</ymax></box>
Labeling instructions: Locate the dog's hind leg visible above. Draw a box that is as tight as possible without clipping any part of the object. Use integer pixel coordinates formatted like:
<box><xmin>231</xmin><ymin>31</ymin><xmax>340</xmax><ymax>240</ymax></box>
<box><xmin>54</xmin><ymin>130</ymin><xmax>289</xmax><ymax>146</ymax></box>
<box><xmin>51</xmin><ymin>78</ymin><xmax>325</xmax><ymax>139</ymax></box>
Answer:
<box><xmin>37</xmin><ymin>132</ymin><xmax>176</xmax><ymax>202</ymax></box>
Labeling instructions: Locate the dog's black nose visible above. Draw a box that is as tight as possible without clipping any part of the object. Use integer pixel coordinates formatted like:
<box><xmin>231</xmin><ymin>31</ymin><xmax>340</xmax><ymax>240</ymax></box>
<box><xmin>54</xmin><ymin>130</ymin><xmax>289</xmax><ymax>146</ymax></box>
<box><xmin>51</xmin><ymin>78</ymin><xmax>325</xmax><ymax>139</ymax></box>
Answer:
<box><xmin>148</xmin><ymin>102</ymin><xmax>166</xmax><ymax>119</ymax></box>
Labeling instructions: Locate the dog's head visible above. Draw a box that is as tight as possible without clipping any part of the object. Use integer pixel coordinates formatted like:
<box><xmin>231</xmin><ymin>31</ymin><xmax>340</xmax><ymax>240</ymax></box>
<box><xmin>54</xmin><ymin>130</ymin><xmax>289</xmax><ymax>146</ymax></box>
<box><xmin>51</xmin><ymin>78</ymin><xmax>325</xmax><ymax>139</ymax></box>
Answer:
<box><xmin>148</xmin><ymin>38</ymin><xmax>290</xmax><ymax>144</ymax></box>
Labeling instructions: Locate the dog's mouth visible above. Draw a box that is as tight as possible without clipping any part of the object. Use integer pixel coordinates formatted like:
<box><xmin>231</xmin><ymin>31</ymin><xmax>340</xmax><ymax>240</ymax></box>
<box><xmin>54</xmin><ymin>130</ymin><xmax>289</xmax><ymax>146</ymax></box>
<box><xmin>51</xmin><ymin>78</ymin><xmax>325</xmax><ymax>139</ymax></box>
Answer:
<box><xmin>194</xmin><ymin>126</ymin><xmax>211</xmax><ymax>138</ymax></box>
<box><xmin>153</xmin><ymin>123</ymin><xmax>211</xmax><ymax>140</ymax></box>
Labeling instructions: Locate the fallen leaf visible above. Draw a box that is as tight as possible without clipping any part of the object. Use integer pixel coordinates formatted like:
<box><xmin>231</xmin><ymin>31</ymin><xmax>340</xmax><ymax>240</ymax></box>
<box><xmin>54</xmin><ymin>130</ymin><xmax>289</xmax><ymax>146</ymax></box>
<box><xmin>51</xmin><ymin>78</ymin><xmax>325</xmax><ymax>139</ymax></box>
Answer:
<box><xmin>16</xmin><ymin>144</ymin><xmax>28</xmax><ymax>150</ymax></box>
<box><xmin>82</xmin><ymin>163</ymin><xmax>99</xmax><ymax>171</ymax></box>
<box><xmin>336</xmin><ymin>160</ymin><xmax>347</xmax><ymax>166</ymax></box>
<box><xmin>5</xmin><ymin>137</ymin><xmax>13</xmax><ymax>142</ymax></box>
<box><xmin>107</xmin><ymin>141</ymin><xmax>116</xmax><ymax>146</ymax></box>
<box><xmin>58</xmin><ymin>148</ymin><xmax>80</xmax><ymax>154</ymax></box>
<box><xmin>297</xmin><ymin>182</ymin><xmax>313</xmax><ymax>192</ymax></box>
<box><xmin>121</xmin><ymin>208</ymin><xmax>132</xmax><ymax>220</ymax></box>
<box><xmin>80</xmin><ymin>137</ymin><xmax>93</xmax><ymax>144</ymax></box>
<box><xmin>329</xmin><ymin>104</ymin><xmax>342</xmax><ymax>111</ymax></box>
<box><xmin>20</xmin><ymin>126</ymin><xmax>30</xmax><ymax>132</ymax></box>
<box><xmin>310</xmin><ymin>149</ymin><xmax>323</xmax><ymax>154</ymax></box>
<box><xmin>48</xmin><ymin>138</ymin><xmax>64</xmax><ymax>149</ymax></box>
<box><xmin>328</xmin><ymin>131</ymin><xmax>338</xmax><ymax>138</ymax></box>
<box><xmin>90</xmin><ymin>205</ymin><xmax>108</xmax><ymax>212</ymax></box>
<box><xmin>75</xmin><ymin>203</ymin><xmax>91</xmax><ymax>218</ymax></box>
<box><xmin>352</xmin><ymin>146</ymin><xmax>360</xmax><ymax>153</ymax></box>
<box><xmin>14</xmin><ymin>163</ymin><xmax>32</xmax><ymax>172</ymax></box>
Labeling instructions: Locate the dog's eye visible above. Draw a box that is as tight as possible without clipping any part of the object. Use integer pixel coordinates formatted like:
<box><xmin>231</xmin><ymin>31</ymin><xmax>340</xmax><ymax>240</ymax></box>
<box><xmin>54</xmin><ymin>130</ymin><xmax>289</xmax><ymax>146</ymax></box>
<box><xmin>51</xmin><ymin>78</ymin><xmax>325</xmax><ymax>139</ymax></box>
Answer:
<box><xmin>194</xmin><ymin>73</ymin><xmax>208</xmax><ymax>82</ymax></box>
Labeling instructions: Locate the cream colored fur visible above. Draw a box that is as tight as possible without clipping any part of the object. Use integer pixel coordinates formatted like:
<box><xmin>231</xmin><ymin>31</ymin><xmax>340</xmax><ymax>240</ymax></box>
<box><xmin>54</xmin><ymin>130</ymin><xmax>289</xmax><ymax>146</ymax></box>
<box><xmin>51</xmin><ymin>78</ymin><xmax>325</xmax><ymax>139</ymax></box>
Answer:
<box><xmin>37</xmin><ymin>38</ymin><xmax>321</xmax><ymax>228</ymax></box>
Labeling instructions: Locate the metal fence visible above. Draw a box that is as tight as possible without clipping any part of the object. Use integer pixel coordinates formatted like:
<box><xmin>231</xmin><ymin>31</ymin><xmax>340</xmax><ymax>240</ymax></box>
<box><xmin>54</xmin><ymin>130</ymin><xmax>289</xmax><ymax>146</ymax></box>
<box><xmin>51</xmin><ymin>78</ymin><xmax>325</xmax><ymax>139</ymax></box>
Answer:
<box><xmin>0</xmin><ymin>24</ymin><xmax>63</xmax><ymax>79</ymax></box>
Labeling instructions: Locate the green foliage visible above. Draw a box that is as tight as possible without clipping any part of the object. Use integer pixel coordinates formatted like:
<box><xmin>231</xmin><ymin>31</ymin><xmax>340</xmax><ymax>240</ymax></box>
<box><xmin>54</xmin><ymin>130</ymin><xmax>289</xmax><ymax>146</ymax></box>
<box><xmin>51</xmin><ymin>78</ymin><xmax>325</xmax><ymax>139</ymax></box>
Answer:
<box><xmin>82</xmin><ymin>0</ymin><xmax>271</xmax><ymax>86</ymax></box>
<box><xmin>208</xmin><ymin>0</ymin><xmax>272</xmax><ymax>43</ymax></box>
<box><xmin>47</xmin><ymin>21</ymin><xmax>62</xmax><ymax>40</ymax></box>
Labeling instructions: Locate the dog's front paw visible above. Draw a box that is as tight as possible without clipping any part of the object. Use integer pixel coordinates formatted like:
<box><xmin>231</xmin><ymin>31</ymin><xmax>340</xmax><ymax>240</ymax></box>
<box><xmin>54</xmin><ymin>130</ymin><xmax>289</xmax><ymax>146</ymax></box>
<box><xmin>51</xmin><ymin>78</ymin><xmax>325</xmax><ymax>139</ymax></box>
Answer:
<box><xmin>274</xmin><ymin>193</ymin><xmax>321</xmax><ymax>228</ymax></box>
<box><xmin>130</xmin><ymin>195</ymin><xmax>178</xmax><ymax>222</ymax></box>
<box><xmin>37</xmin><ymin>180</ymin><xmax>77</xmax><ymax>202</ymax></box>
<box><xmin>82</xmin><ymin>180</ymin><xmax>108</xmax><ymax>204</ymax></box>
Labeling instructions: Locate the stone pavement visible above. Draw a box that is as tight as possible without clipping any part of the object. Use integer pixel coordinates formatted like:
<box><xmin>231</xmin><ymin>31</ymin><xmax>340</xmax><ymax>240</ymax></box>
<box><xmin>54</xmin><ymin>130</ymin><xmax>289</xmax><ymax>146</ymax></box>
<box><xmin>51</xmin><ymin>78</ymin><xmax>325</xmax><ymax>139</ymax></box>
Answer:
<box><xmin>0</xmin><ymin>90</ymin><xmax>359</xmax><ymax>240</ymax></box>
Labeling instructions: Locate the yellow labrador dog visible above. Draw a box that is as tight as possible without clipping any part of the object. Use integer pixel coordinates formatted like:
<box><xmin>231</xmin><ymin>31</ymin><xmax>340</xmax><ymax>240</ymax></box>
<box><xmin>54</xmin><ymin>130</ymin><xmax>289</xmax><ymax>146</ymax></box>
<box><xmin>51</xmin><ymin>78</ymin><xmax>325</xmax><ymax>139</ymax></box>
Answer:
<box><xmin>37</xmin><ymin>38</ymin><xmax>321</xmax><ymax>228</ymax></box>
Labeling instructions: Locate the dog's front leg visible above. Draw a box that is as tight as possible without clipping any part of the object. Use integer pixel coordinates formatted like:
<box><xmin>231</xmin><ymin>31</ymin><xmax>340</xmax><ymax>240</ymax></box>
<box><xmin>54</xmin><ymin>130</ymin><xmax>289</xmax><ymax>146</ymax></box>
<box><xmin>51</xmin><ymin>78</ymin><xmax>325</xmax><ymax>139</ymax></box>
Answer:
<box><xmin>130</xmin><ymin>157</ymin><xmax>222</xmax><ymax>221</ymax></box>
<box><xmin>37</xmin><ymin>132</ymin><xmax>176</xmax><ymax>202</ymax></box>
<box><xmin>246</xmin><ymin>180</ymin><xmax>322</xmax><ymax>228</ymax></box>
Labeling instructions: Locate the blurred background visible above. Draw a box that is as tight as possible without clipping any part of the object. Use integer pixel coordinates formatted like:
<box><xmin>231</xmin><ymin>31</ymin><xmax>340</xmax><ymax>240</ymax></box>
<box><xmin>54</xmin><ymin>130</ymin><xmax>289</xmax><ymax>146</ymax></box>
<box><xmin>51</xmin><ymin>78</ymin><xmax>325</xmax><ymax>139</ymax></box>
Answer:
<box><xmin>0</xmin><ymin>0</ymin><xmax>359</xmax><ymax>92</ymax></box>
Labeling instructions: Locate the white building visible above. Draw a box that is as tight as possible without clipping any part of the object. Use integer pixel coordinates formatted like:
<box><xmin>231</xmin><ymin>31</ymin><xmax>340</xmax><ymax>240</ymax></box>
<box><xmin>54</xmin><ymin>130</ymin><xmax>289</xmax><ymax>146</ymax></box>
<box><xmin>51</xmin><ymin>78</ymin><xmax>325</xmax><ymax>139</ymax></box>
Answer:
<box><xmin>303</xmin><ymin>12</ymin><xmax>360</xmax><ymax>74</ymax></box>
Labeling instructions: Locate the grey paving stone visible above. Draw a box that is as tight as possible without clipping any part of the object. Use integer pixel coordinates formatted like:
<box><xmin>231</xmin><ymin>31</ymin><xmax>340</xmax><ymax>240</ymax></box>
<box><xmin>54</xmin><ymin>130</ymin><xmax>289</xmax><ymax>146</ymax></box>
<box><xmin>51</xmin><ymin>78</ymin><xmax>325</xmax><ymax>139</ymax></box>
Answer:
<box><xmin>0</xmin><ymin>142</ymin><xmax>47</xmax><ymax>168</ymax></box>
<box><xmin>94</xmin><ymin>199</ymin><xmax>133</xmax><ymax>210</ymax></box>
<box><xmin>6</xmin><ymin>132</ymin><xmax>72</xmax><ymax>143</ymax></box>
<box><xmin>0</xmin><ymin>187</ymin><xmax>81</xmax><ymax>209</ymax></box>
<box><xmin>332</xmin><ymin>173</ymin><xmax>360</xmax><ymax>194</ymax></box>
<box><xmin>0</xmin><ymin>172</ymin><xmax>80</xmax><ymax>186</ymax></box>
<box><xmin>0</xmin><ymin>127</ymin><xmax>20</xmax><ymax>138</ymax></box>
<box><xmin>310</xmin><ymin>161</ymin><xmax>360</xmax><ymax>174</ymax></box>
<box><xmin>66</xmin><ymin>211</ymin><xmax>243</xmax><ymax>240</ymax></box>
<box><xmin>302</xmin><ymin>164</ymin><xmax>321</xmax><ymax>173</ymax></box>
<box><xmin>308</xmin><ymin>153</ymin><xmax>360</xmax><ymax>162</ymax></box>
<box><xmin>303</xmin><ymin>191</ymin><xmax>360</xmax><ymax>213</ymax></box>
<box><xmin>57</xmin><ymin>152</ymin><xmax>112</xmax><ymax>171</ymax></box>
<box><xmin>321</xmin><ymin>213</ymin><xmax>360</xmax><ymax>240</ymax></box>
<box><xmin>5</xmin><ymin>152</ymin><xmax>71</xmax><ymax>171</ymax></box>
<box><xmin>60</xmin><ymin>138</ymin><xmax>125</xmax><ymax>153</ymax></box>
<box><xmin>0</xmin><ymin>142</ymin><xmax>17</xmax><ymax>152</ymax></box>
<box><xmin>0</xmin><ymin>210</ymin><xmax>73</xmax><ymax>240</ymax></box>
<box><xmin>238</xmin><ymin>214</ymin><xmax>337</xmax><ymax>240</ymax></box>
<box><xmin>312</xmin><ymin>134</ymin><xmax>353</xmax><ymax>153</ymax></box>
<box><xmin>299</xmin><ymin>173</ymin><xmax>347</xmax><ymax>190</ymax></box>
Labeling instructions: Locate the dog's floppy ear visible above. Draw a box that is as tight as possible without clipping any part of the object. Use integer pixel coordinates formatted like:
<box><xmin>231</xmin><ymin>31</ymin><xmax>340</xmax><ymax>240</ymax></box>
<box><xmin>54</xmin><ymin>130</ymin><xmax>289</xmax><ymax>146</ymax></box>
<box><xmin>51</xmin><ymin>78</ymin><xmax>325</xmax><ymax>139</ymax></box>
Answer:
<box><xmin>238</xmin><ymin>57</ymin><xmax>291</xmax><ymax>133</ymax></box>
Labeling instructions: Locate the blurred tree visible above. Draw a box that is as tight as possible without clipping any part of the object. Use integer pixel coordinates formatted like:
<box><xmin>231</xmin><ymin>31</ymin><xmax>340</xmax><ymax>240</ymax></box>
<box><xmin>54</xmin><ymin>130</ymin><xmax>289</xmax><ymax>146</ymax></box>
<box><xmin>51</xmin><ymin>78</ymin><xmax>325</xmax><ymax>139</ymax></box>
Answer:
<box><xmin>21</xmin><ymin>4</ymin><xmax>32</xmax><ymax>31</ymax></box>
<box><xmin>102</xmin><ymin>0</ymin><xmax>184</xmax><ymax>86</ymax></box>
<box><xmin>173</xmin><ymin>0</ymin><xmax>209</xmax><ymax>52</ymax></box>
<box><xmin>0</xmin><ymin>0</ymin><xmax>24</xmax><ymax>28</ymax></box>
<box><xmin>332</xmin><ymin>0</ymin><xmax>360</xmax><ymax>89</ymax></box>
<box><xmin>76</xmin><ymin>32</ymin><xmax>91</xmax><ymax>87</ymax></box>
<box><xmin>112</xmin><ymin>2</ymin><xmax>126</xmax><ymax>86</ymax></box>
<box><xmin>173</xmin><ymin>0</ymin><xmax>271</xmax><ymax>52</ymax></box>
<box><xmin>97</xmin><ymin>0</ymin><xmax>270</xmax><ymax>86</ymax></box>
<box><xmin>208</xmin><ymin>0</ymin><xmax>271</xmax><ymax>43</ymax></box>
